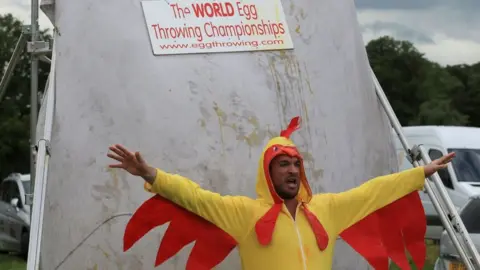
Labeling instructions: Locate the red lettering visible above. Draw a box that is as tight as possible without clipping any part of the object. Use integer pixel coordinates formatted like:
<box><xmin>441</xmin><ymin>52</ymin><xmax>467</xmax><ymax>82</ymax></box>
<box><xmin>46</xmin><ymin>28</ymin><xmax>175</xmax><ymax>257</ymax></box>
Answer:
<box><xmin>151</xmin><ymin>24</ymin><xmax>159</xmax><ymax>39</ymax></box>
<box><xmin>191</xmin><ymin>4</ymin><xmax>205</xmax><ymax>17</ymax></box>
<box><xmin>204</xmin><ymin>4</ymin><xmax>213</xmax><ymax>17</ymax></box>
<box><xmin>271</xmin><ymin>24</ymin><xmax>279</xmax><ymax>37</ymax></box>
<box><xmin>236</xmin><ymin>2</ymin><xmax>257</xmax><ymax>20</ymax></box>
<box><xmin>159</xmin><ymin>44</ymin><xmax>189</xmax><ymax>50</ymax></box>
<box><xmin>279</xmin><ymin>23</ymin><xmax>285</xmax><ymax>35</ymax></box>
<box><xmin>192</xmin><ymin>2</ymin><xmax>235</xmax><ymax>18</ymax></box>
<box><xmin>225</xmin><ymin>3</ymin><xmax>235</xmax><ymax>16</ymax></box>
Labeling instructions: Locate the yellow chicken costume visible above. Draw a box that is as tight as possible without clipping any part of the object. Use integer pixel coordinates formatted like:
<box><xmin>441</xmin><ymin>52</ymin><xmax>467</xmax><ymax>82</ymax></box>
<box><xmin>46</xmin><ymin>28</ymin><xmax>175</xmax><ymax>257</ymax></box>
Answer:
<box><xmin>123</xmin><ymin>116</ymin><xmax>428</xmax><ymax>270</ymax></box>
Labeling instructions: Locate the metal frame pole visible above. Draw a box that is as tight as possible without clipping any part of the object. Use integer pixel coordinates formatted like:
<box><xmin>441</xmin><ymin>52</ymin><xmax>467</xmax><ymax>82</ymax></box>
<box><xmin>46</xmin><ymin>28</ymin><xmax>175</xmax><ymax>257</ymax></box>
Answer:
<box><xmin>26</xmin><ymin>38</ymin><xmax>55</xmax><ymax>270</ymax></box>
<box><xmin>417</xmin><ymin>145</ymin><xmax>480</xmax><ymax>266</ymax></box>
<box><xmin>30</xmin><ymin>0</ymin><xmax>40</xmax><ymax>211</ymax></box>
<box><xmin>26</xmin><ymin>45</ymin><xmax>55</xmax><ymax>270</ymax></box>
<box><xmin>370</xmin><ymin>68</ymin><xmax>480</xmax><ymax>269</ymax></box>
<box><xmin>415</xmin><ymin>157</ymin><xmax>475</xmax><ymax>269</ymax></box>
<box><xmin>26</xmin><ymin>71</ymin><xmax>54</xmax><ymax>270</ymax></box>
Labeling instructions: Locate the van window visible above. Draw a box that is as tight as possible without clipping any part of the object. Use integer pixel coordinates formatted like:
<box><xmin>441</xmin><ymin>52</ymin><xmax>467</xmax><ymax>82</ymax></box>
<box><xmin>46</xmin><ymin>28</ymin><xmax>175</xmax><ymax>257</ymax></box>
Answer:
<box><xmin>0</xmin><ymin>181</ymin><xmax>10</xmax><ymax>202</ymax></box>
<box><xmin>429</xmin><ymin>149</ymin><xmax>454</xmax><ymax>189</ymax></box>
<box><xmin>22</xmin><ymin>181</ymin><xmax>30</xmax><ymax>194</ymax></box>
<box><xmin>0</xmin><ymin>181</ymin><xmax>22</xmax><ymax>207</ymax></box>
<box><xmin>9</xmin><ymin>182</ymin><xmax>22</xmax><ymax>208</ymax></box>
<box><xmin>460</xmin><ymin>199</ymin><xmax>480</xmax><ymax>234</ymax></box>
<box><xmin>449</xmin><ymin>148</ymin><xmax>480</xmax><ymax>183</ymax></box>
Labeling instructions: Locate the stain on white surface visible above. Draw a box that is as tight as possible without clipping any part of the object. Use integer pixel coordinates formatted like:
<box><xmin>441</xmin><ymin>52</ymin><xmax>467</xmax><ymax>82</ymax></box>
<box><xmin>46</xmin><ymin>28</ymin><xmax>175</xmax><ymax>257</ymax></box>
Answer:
<box><xmin>39</xmin><ymin>0</ymin><xmax>397</xmax><ymax>269</ymax></box>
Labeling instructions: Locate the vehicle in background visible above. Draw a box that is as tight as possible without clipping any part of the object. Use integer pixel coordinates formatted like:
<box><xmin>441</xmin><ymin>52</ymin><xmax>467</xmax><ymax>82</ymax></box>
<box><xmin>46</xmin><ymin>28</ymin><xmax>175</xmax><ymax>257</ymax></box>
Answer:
<box><xmin>0</xmin><ymin>173</ymin><xmax>31</xmax><ymax>257</ymax></box>
<box><xmin>393</xmin><ymin>126</ymin><xmax>480</xmax><ymax>241</ymax></box>
<box><xmin>434</xmin><ymin>196</ymin><xmax>480</xmax><ymax>270</ymax></box>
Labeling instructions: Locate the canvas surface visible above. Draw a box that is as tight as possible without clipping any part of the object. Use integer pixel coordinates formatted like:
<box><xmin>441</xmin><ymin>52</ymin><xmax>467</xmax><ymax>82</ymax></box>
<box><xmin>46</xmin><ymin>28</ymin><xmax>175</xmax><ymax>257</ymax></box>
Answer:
<box><xmin>38</xmin><ymin>0</ymin><xmax>398</xmax><ymax>269</ymax></box>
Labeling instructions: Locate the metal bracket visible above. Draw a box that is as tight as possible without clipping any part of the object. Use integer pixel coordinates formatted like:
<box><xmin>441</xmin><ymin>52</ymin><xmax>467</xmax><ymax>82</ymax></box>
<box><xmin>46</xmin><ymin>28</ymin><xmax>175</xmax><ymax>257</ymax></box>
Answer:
<box><xmin>27</xmin><ymin>40</ymin><xmax>52</xmax><ymax>55</ymax></box>
<box><xmin>406</xmin><ymin>144</ymin><xmax>423</xmax><ymax>164</ymax></box>
<box><xmin>39</xmin><ymin>55</ymin><xmax>51</xmax><ymax>64</ymax></box>
<box><xmin>25</xmin><ymin>193</ymin><xmax>34</xmax><ymax>206</ymax></box>
<box><xmin>27</xmin><ymin>139</ymin><xmax>52</xmax><ymax>206</ymax></box>
<box><xmin>35</xmin><ymin>139</ymin><xmax>52</xmax><ymax>156</ymax></box>
<box><xmin>22</xmin><ymin>25</ymin><xmax>31</xmax><ymax>34</ymax></box>
<box><xmin>32</xmin><ymin>144</ymin><xmax>38</xmax><ymax>156</ymax></box>
<box><xmin>22</xmin><ymin>24</ymin><xmax>53</xmax><ymax>56</ymax></box>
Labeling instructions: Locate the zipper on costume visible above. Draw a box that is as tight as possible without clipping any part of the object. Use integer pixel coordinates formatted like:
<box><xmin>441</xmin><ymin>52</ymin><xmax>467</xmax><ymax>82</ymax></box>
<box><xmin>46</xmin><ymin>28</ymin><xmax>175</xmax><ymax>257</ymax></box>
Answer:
<box><xmin>285</xmin><ymin>204</ymin><xmax>308</xmax><ymax>270</ymax></box>
<box><xmin>294</xmin><ymin>220</ymin><xmax>308</xmax><ymax>270</ymax></box>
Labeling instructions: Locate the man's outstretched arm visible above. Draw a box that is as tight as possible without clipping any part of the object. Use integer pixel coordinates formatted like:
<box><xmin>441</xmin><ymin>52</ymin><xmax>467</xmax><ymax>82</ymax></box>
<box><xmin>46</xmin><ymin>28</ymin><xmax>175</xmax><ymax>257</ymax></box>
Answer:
<box><xmin>313</xmin><ymin>152</ymin><xmax>455</xmax><ymax>235</ymax></box>
<box><xmin>326</xmin><ymin>166</ymin><xmax>425</xmax><ymax>235</ymax></box>
<box><xmin>108</xmin><ymin>144</ymin><xmax>253</xmax><ymax>242</ymax></box>
<box><xmin>143</xmin><ymin>167</ymin><xmax>254</xmax><ymax>241</ymax></box>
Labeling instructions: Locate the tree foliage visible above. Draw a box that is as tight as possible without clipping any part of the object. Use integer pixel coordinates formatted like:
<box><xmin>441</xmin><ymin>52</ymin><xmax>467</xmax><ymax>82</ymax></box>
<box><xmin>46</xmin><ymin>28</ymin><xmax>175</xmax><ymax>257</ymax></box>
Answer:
<box><xmin>366</xmin><ymin>36</ymin><xmax>478</xmax><ymax>126</ymax></box>
<box><xmin>0</xmin><ymin>14</ymin><xmax>51</xmax><ymax>179</ymax></box>
<box><xmin>0</xmin><ymin>14</ymin><xmax>479</xmax><ymax>179</ymax></box>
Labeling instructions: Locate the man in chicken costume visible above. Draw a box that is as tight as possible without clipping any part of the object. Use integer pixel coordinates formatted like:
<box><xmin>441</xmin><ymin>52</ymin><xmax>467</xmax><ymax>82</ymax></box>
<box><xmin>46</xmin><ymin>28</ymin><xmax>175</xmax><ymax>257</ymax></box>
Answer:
<box><xmin>107</xmin><ymin>116</ymin><xmax>454</xmax><ymax>270</ymax></box>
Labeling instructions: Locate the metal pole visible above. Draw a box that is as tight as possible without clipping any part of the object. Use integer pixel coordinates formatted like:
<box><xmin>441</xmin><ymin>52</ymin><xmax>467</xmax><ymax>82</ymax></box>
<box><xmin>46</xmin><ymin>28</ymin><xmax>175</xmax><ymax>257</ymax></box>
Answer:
<box><xmin>26</xmin><ymin>45</ymin><xmax>55</xmax><ymax>270</ymax></box>
<box><xmin>0</xmin><ymin>32</ymin><xmax>27</xmax><ymax>103</ymax></box>
<box><xmin>370</xmin><ymin>68</ymin><xmax>480</xmax><ymax>269</ymax></box>
<box><xmin>38</xmin><ymin>55</ymin><xmax>51</xmax><ymax>64</ymax></box>
<box><xmin>30</xmin><ymin>0</ymin><xmax>39</xmax><ymax>215</ymax></box>
<box><xmin>417</xmin><ymin>145</ymin><xmax>480</xmax><ymax>267</ymax></box>
<box><xmin>416</xmin><ymin>159</ymin><xmax>475</xmax><ymax>269</ymax></box>
<box><xmin>26</xmin><ymin>84</ymin><xmax>53</xmax><ymax>270</ymax></box>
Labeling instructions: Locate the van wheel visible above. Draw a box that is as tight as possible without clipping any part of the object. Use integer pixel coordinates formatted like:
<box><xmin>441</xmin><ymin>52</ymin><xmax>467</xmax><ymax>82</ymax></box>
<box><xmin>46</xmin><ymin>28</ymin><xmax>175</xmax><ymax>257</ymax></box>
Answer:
<box><xmin>20</xmin><ymin>231</ymin><xmax>29</xmax><ymax>259</ymax></box>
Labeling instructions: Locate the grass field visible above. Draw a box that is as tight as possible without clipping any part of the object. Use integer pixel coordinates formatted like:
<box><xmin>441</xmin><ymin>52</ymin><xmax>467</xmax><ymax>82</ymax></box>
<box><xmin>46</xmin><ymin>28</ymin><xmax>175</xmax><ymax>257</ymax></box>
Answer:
<box><xmin>0</xmin><ymin>254</ymin><xmax>26</xmax><ymax>270</ymax></box>
<box><xmin>0</xmin><ymin>242</ymin><xmax>439</xmax><ymax>270</ymax></box>
<box><xmin>389</xmin><ymin>241</ymin><xmax>439</xmax><ymax>270</ymax></box>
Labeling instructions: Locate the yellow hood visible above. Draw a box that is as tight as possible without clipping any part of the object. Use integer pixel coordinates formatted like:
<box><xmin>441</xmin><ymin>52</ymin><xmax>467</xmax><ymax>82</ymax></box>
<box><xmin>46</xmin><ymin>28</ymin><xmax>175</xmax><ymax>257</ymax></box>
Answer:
<box><xmin>253</xmin><ymin>117</ymin><xmax>329</xmax><ymax>251</ymax></box>
<box><xmin>255</xmin><ymin>120</ymin><xmax>313</xmax><ymax>205</ymax></box>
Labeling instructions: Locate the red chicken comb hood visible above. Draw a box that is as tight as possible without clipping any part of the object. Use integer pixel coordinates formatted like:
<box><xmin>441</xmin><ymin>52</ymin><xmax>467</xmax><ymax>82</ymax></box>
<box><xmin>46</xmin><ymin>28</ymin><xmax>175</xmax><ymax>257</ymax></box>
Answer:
<box><xmin>255</xmin><ymin>116</ymin><xmax>312</xmax><ymax>204</ymax></box>
<box><xmin>254</xmin><ymin>116</ymin><xmax>329</xmax><ymax>251</ymax></box>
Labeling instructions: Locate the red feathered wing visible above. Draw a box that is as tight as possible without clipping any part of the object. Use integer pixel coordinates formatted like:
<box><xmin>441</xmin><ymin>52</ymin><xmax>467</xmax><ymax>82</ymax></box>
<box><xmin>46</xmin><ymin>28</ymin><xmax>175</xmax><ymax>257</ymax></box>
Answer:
<box><xmin>123</xmin><ymin>195</ymin><xmax>237</xmax><ymax>269</ymax></box>
<box><xmin>339</xmin><ymin>192</ymin><xmax>427</xmax><ymax>270</ymax></box>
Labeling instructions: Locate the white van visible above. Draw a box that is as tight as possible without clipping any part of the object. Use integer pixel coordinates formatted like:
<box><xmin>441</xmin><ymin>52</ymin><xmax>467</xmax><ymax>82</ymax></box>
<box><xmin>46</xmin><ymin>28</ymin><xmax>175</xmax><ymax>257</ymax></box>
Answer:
<box><xmin>434</xmin><ymin>196</ymin><xmax>480</xmax><ymax>270</ymax></box>
<box><xmin>392</xmin><ymin>126</ymin><xmax>480</xmax><ymax>241</ymax></box>
<box><xmin>0</xmin><ymin>173</ymin><xmax>31</xmax><ymax>257</ymax></box>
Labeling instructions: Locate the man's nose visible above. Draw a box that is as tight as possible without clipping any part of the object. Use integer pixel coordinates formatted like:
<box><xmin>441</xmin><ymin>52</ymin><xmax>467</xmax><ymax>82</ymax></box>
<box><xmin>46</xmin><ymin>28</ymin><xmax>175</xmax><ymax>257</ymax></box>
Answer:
<box><xmin>288</xmin><ymin>165</ymin><xmax>299</xmax><ymax>174</ymax></box>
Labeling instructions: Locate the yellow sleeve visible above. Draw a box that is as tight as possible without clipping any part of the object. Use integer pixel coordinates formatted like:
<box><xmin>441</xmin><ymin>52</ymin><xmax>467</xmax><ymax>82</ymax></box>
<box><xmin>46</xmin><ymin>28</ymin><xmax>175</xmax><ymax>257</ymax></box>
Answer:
<box><xmin>143</xmin><ymin>168</ymin><xmax>253</xmax><ymax>242</ymax></box>
<box><xmin>316</xmin><ymin>166</ymin><xmax>425</xmax><ymax>235</ymax></box>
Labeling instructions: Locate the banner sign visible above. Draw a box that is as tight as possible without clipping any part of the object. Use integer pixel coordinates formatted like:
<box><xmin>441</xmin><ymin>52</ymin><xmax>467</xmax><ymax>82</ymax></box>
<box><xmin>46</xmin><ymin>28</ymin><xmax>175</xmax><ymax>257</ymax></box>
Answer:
<box><xmin>141</xmin><ymin>0</ymin><xmax>294</xmax><ymax>55</ymax></box>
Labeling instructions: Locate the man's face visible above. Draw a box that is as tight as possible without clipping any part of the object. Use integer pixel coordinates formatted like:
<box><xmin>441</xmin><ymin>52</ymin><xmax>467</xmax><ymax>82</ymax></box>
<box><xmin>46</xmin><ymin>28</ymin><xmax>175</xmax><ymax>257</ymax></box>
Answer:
<box><xmin>270</xmin><ymin>154</ymin><xmax>301</xmax><ymax>200</ymax></box>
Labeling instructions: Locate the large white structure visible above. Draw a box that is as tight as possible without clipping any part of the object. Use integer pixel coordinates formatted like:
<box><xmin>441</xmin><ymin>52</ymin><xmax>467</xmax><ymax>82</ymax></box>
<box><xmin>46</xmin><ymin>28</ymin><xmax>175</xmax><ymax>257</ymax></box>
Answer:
<box><xmin>35</xmin><ymin>0</ymin><xmax>400</xmax><ymax>269</ymax></box>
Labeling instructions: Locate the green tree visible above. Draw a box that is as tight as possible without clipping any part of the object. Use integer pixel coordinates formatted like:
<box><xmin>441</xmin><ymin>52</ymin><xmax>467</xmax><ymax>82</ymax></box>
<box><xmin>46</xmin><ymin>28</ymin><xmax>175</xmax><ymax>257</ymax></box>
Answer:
<box><xmin>413</xmin><ymin>62</ymin><xmax>468</xmax><ymax>125</ymax></box>
<box><xmin>366</xmin><ymin>36</ymin><xmax>472</xmax><ymax>126</ymax></box>
<box><xmin>447</xmin><ymin>63</ymin><xmax>480</xmax><ymax>126</ymax></box>
<box><xmin>0</xmin><ymin>13</ymin><xmax>51</xmax><ymax>180</ymax></box>
<box><xmin>366</xmin><ymin>36</ymin><xmax>429</xmax><ymax>125</ymax></box>
<box><xmin>411</xmin><ymin>98</ymin><xmax>469</xmax><ymax>125</ymax></box>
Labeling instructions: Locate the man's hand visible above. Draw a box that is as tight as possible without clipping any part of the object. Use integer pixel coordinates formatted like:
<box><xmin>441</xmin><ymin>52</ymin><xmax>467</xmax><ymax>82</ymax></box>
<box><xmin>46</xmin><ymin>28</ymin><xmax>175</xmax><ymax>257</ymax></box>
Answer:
<box><xmin>423</xmin><ymin>152</ymin><xmax>456</xmax><ymax>178</ymax></box>
<box><xmin>107</xmin><ymin>144</ymin><xmax>157</xmax><ymax>184</ymax></box>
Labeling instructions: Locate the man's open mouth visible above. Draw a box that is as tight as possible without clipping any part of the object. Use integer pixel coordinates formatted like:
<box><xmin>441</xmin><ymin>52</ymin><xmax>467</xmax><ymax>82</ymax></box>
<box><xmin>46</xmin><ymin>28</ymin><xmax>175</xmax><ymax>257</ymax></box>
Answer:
<box><xmin>286</xmin><ymin>178</ymin><xmax>298</xmax><ymax>188</ymax></box>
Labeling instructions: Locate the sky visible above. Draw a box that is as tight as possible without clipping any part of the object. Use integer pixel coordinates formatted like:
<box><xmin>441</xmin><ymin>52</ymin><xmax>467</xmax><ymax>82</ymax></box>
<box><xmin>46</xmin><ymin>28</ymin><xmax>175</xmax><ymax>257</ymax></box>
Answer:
<box><xmin>356</xmin><ymin>0</ymin><xmax>480</xmax><ymax>65</ymax></box>
<box><xmin>0</xmin><ymin>0</ymin><xmax>479</xmax><ymax>66</ymax></box>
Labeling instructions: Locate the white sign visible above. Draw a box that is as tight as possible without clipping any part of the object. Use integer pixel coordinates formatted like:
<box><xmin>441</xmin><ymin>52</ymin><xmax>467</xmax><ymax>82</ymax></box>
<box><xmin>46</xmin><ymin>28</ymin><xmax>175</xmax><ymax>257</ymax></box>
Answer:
<box><xmin>141</xmin><ymin>0</ymin><xmax>294</xmax><ymax>55</ymax></box>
